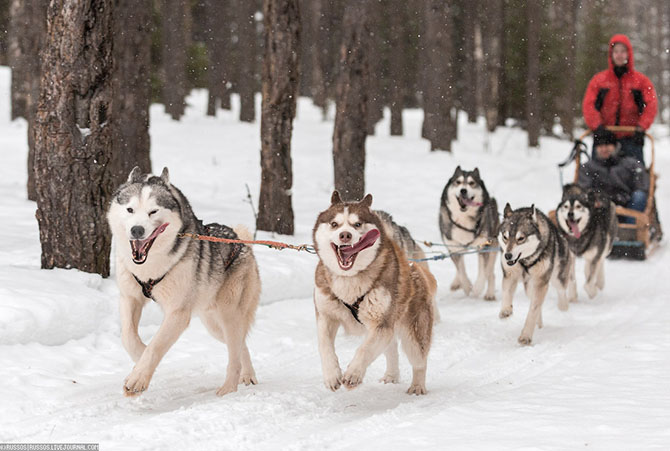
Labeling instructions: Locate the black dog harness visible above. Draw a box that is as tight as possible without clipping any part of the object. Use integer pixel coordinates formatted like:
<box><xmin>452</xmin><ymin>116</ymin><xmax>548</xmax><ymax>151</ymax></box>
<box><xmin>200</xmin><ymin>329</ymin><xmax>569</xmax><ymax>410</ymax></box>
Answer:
<box><xmin>338</xmin><ymin>294</ymin><xmax>366</xmax><ymax>324</ymax></box>
<box><xmin>132</xmin><ymin>243</ymin><xmax>242</xmax><ymax>302</ymax></box>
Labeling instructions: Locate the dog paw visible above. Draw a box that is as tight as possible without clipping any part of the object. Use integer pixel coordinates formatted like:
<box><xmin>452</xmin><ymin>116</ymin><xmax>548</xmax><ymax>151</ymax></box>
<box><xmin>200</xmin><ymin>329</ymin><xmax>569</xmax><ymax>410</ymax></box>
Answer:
<box><xmin>379</xmin><ymin>373</ymin><xmax>399</xmax><ymax>384</ymax></box>
<box><xmin>123</xmin><ymin>368</ymin><xmax>152</xmax><ymax>397</ymax></box>
<box><xmin>323</xmin><ymin>368</ymin><xmax>343</xmax><ymax>392</ymax></box>
<box><xmin>484</xmin><ymin>293</ymin><xmax>496</xmax><ymax>301</ymax></box>
<box><xmin>450</xmin><ymin>278</ymin><xmax>461</xmax><ymax>291</ymax></box>
<box><xmin>584</xmin><ymin>283</ymin><xmax>598</xmax><ymax>299</ymax></box>
<box><xmin>342</xmin><ymin>367</ymin><xmax>365</xmax><ymax>390</ymax></box>
<box><xmin>239</xmin><ymin>373</ymin><xmax>258</xmax><ymax>386</ymax></box>
<box><xmin>499</xmin><ymin>307</ymin><xmax>513</xmax><ymax>318</ymax></box>
<box><xmin>406</xmin><ymin>383</ymin><xmax>427</xmax><ymax>395</ymax></box>
<box><xmin>461</xmin><ymin>280</ymin><xmax>473</xmax><ymax>296</ymax></box>
<box><xmin>517</xmin><ymin>335</ymin><xmax>532</xmax><ymax>346</ymax></box>
<box><xmin>472</xmin><ymin>280</ymin><xmax>485</xmax><ymax>297</ymax></box>
<box><xmin>216</xmin><ymin>380</ymin><xmax>239</xmax><ymax>397</ymax></box>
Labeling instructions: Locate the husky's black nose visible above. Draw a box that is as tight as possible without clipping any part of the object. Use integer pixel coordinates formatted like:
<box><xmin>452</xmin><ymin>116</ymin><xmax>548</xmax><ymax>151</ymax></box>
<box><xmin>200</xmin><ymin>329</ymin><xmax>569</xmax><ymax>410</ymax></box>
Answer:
<box><xmin>504</xmin><ymin>252</ymin><xmax>513</xmax><ymax>260</ymax></box>
<box><xmin>567</xmin><ymin>212</ymin><xmax>575</xmax><ymax>221</ymax></box>
<box><xmin>460</xmin><ymin>188</ymin><xmax>467</xmax><ymax>196</ymax></box>
<box><xmin>131</xmin><ymin>226</ymin><xmax>145</xmax><ymax>239</ymax></box>
<box><xmin>339</xmin><ymin>231</ymin><xmax>352</xmax><ymax>243</ymax></box>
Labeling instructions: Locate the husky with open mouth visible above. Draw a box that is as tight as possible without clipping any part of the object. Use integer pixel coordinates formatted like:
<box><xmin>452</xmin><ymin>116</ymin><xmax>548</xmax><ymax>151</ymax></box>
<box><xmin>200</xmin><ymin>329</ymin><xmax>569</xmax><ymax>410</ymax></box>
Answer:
<box><xmin>107</xmin><ymin>167</ymin><xmax>260</xmax><ymax>397</ymax></box>
<box><xmin>439</xmin><ymin>166</ymin><xmax>500</xmax><ymax>300</ymax></box>
<box><xmin>499</xmin><ymin>204</ymin><xmax>576</xmax><ymax>345</ymax></box>
<box><xmin>556</xmin><ymin>184</ymin><xmax>617</xmax><ymax>298</ymax></box>
<box><xmin>312</xmin><ymin>191</ymin><xmax>437</xmax><ymax>395</ymax></box>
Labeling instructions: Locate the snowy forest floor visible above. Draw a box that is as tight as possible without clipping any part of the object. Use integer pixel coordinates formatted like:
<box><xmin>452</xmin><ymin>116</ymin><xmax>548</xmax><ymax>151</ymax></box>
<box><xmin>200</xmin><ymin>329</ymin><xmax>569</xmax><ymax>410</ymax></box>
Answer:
<box><xmin>0</xmin><ymin>67</ymin><xmax>669</xmax><ymax>450</ymax></box>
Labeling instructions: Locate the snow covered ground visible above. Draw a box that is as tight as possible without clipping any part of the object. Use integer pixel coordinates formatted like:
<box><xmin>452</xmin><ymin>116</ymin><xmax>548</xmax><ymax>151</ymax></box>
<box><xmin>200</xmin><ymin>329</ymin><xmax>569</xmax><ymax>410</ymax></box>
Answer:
<box><xmin>1</xmin><ymin>65</ymin><xmax>669</xmax><ymax>450</ymax></box>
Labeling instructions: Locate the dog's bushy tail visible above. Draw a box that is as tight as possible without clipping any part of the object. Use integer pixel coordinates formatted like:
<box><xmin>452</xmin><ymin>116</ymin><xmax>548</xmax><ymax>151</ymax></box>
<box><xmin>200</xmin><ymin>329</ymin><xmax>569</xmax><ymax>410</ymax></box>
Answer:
<box><xmin>233</xmin><ymin>225</ymin><xmax>254</xmax><ymax>249</ymax></box>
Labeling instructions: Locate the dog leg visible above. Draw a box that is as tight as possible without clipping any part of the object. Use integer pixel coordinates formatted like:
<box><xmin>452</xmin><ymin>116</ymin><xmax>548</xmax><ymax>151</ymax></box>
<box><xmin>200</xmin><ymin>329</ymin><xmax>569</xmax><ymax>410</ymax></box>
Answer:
<box><xmin>568</xmin><ymin>265</ymin><xmax>578</xmax><ymax>303</ymax></box>
<box><xmin>483</xmin><ymin>250</ymin><xmax>497</xmax><ymax>301</ymax></box>
<box><xmin>120</xmin><ymin>295</ymin><xmax>147</xmax><ymax>363</ymax></box>
<box><xmin>555</xmin><ymin>277</ymin><xmax>570</xmax><ymax>312</ymax></box>
<box><xmin>343</xmin><ymin>327</ymin><xmax>394</xmax><ymax>390</ymax></box>
<box><xmin>584</xmin><ymin>257</ymin><xmax>599</xmax><ymax>299</ymax></box>
<box><xmin>316</xmin><ymin>311</ymin><xmax>343</xmax><ymax>392</ymax></box>
<box><xmin>499</xmin><ymin>268</ymin><xmax>518</xmax><ymax>318</ymax></box>
<box><xmin>379</xmin><ymin>338</ymin><xmax>400</xmax><ymax>384</ymax></box>
<box><xmin>400</xmin><ymin>316</ymin><xmax>432</xmax><ymax>395</ymax></box>
<box><xmin>239</xmin><ymin>343</ymin><xmax>258</xmax><ymax>386</ymax></box>
<box><xmin>450</xmin><ymin>254</ymin><xmax>472</xmax><ymax>296</ymax></box>
<box><xmin>216</xmin><ymin>313</ymin><xmax>248</xmax><ymax>396</ymax></box>
<box><xmin>595</xmin><ymin>256</ymin><xmax>606</xmax><ymax>290</ymax></box>
<box><xmin>518</xmin><ymin>281</ymin><xmax>549</xmax><ymax>345</ymax></box>
<box><xmin>472</xmin><ymin>253</ymin><xmax>487</xmax><ymax>297</ymax></box>
<box><xmin>124</xmin><ymin>307</ymin><xmax>191</xmax><ymax>396</ymax></box>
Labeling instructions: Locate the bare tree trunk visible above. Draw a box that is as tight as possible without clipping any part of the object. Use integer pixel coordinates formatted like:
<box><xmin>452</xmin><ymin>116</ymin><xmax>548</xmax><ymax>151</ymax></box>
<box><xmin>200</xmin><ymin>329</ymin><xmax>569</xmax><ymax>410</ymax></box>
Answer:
<box><xmin>480</xmin><ymin>0</ymin><xmax>503</xmax><ymax>133</ymax></box>
<box><xmin>257</xmin><ymin>0</ymin><xmax>299</xmax><ymax>235</ymax></box>
<box><xmin>333</xmin><ymin>1</ymin><xmax>371</xmax><ymax>201</ymax></box>
<box><xmin>526</xmin><ymin>0</ymin><xmax>540</xmax><ymax>147</ymax></box>
<box><xmin>423</xmin><ymin>0</ymin><xmax>454</xmax><ymax>151</ymax></box>
<box><xmin>8</xmin><ymin>0</ymin><xmax>47</xmax><ymax>201</ymax></box>
<box><xmin>463</xmin><ymin>0</ymin><xmax>478</xmax><ymax>123</ymax></box>
<box><xmin>238</xmin><ymin>0</ymin><xmax>258</xmax><ymax>122</ymax></box>
<box><xmin>111</xmin><ymin>0</ymin><xmax>152</xmax><ymax>184</ymax></box>
<box><xmin>652</xmin><ymin>0</ymin><xmax>665</xmax><ymax>124</ymax></box>
<box><xmin>161</xmin><ymin>0</ymin><xmax>188</xmax><ymax>120</ymax></box>
<box><xmin>34</xmin><ymin>0</ymin><xmax>118</xmax><ymax>277</ymax></box>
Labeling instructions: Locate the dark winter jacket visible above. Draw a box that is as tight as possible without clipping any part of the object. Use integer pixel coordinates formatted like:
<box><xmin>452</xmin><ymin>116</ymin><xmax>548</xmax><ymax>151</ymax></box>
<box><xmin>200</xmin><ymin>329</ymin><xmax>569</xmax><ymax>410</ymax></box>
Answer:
<box><xmin>577</xmin><ymin>154</ymin><xmax>649</xmax><ymax>207</ymax></box>
<box><xmin>582</xmin><ymin>34</ymin><xmax>657</xmax><ymax>139</ymax></box>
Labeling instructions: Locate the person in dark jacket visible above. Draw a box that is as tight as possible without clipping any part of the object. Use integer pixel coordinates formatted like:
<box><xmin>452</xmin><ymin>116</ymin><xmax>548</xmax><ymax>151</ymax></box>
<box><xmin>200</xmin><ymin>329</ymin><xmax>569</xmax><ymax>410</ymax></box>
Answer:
<box><xmin>582</xmin><ymin>34</ymin><xmax>657</xmax><ymax>165</ymax></box>
<box><xmin>578</xmin><ymin>131</ymin><xmax>649</xmax><ymax>223</ymax></box>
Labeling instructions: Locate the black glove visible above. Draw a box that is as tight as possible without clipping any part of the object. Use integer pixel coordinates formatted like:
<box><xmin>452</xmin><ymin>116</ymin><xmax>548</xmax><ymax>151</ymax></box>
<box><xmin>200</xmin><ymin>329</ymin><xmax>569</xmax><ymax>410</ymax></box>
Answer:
<box><xmin>593</xmin><ymin>125</ymin><xmax>616</xmax><ymax>147</ymax></box>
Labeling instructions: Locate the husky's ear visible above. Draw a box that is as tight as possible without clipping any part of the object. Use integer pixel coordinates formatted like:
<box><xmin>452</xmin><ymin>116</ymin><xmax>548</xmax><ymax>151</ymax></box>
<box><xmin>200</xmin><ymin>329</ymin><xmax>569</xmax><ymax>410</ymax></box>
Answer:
<box><xmin>472</xmin><ymin>167</ymin><xmax>480</xmax><ymax>179</ymax></box>
<box><xmin>331</xmin><ymin>190</ymin><xmax>343</xmax><ymax>205</ymax></box>
<box><xmin>454</xmin><ymin>165</ymin><xmax>463</xmax><ymax>176</ymax></box>
<box><xmin>360</xmin><ymin>194</ymin><xmax>373</xmax><ymax>208</ymax></box>
<box><xmin>530</xmin><ymin>204</ymin><xmax>538</xmax><ymax>222</ymax></box>
<box><xmin>504</xmin><ymin>203</ymin><xmax>513</xmax><ymax>218</ymax></box>
<box><xmin>160</xmin><ymin>167</ymin><xmax>170</xmax><ymax>184</ymax></box>
<box><xmin>127</xmin><ymin>166</ymin><xmax>143</xmax><ymax>183</ymax></box>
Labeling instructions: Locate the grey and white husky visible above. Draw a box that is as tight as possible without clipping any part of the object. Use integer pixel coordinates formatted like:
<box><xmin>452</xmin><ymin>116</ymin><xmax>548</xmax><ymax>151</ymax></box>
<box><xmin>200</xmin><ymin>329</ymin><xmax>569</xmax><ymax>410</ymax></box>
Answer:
<box><xmin>312</xmin><ymin>192</ymin><xmax>437</xmax><ymax>395</ymax></box>
<box><xmin>107</xmin><ymin>167</ymin><xmax>261</xmax><ymax>397</ymax></box>
<box><xmin>439</xmin><ymin>166</ymin><xmax>499</xmax><ymax>300</ymax></box>
<box><xmin>499</xmin><ymin>204</ymin><xmax>576</xmax><ymax>345</ymax></box>
<box><xmin>556</xmin><ymin>184</ymin><xmax>617</xmax><ymax>299</ymax></box>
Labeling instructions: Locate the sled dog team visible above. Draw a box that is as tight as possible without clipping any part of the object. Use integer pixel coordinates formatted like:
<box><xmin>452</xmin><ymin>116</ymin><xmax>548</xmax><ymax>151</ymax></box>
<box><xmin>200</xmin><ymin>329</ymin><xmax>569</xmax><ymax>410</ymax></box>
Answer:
<box><xmin>107</xmin><ymin>166</ymin><xmax>617</xmax><ymax>397</ymax></box>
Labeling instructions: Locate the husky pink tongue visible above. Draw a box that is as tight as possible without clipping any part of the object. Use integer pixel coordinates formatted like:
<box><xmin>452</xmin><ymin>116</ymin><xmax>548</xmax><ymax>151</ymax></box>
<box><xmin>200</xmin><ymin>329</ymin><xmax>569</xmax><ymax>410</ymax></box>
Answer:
<box><xmin>568</xmin><ymin>220</ymin><xmax>581</xmax><ymax>239</ymax></box>
<box><xmin>461</xmin><ymin>196</ymin><xmax>482</xmax><ymax>207</ymax></box>
<box><xmin>340</xmin><ymin>229</ymin><xmax>380</xmax><ymax>259</ymax></box>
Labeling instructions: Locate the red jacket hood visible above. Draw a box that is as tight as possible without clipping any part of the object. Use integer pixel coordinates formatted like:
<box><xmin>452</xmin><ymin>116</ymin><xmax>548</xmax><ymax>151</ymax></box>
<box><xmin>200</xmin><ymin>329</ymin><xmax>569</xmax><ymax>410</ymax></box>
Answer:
<box><xmin>608</xmin><ymin>34</ymin><xmax>634</xmax><ymax>72</ymax></box>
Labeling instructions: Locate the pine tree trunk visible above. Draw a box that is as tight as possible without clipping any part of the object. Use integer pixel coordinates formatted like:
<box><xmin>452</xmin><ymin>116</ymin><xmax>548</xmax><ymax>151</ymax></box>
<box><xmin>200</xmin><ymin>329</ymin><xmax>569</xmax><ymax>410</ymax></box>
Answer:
<box><xmin>34</xmin><ymin>0</ymin><xmax>118</xmax><ymax>277</ymax></box>
<box><xmin>365</xmin><ymin>2</ymin><xmax>383</xmax><ymax>136</ymax></box>
<box><xmin>161</xmin><ymin>0</ymin><xmax>188</xmax><ymax>120</ymax></box>
<box><xmin>256</xmin><ymin>0</ymin><xmax>299</xmax><ymax>235</ymax></box>
<box><xmin>463</xmin><ymin>0</ymin><xmax>478</xmax><ymax>123</ymax></box>
<box><xmin>310</xmin><ymin>0</ymin><xmax>327</xmax><ymax>113</ymax></box>
<box><xmin>526</xmin><ymin>0</ymin><xmax>540</xmax><ymax>147</ymax></box>
<box><xmin>204</xmin><ymin>0</ymin><xmax>232</xmax><ymax>114</ymax></box>
<box><xmin>9</xmin><ymin>0</ymin><xmax>47</xmax><ymax>201</ymax></box>
<box><xmin>480</xmin><ymin>0</ymin><xmax>503</xmax><ymax>133</ymax></box>
<box><xmin>111</xmin><ymin>0</ymin><xmax>152</xmax><ymax>184</ymax></box>
<box><xmin>238</xmin><ymin>0</ymin><xmax>257</xmax><ymax>123</ymax></box>
<box><xmin>388</xmin><ymin>0</ymin><xmax>407</xmax><ymax>136</ymax></box>
<box><xmin>333</xmin><ymin>1</ymin><xmax>371</xmax><ymax>201</ymax></box>
<box><xmin>423</xmin><ymin>0</ymin><xmax>454</xmax><ymax>152</ymax></box>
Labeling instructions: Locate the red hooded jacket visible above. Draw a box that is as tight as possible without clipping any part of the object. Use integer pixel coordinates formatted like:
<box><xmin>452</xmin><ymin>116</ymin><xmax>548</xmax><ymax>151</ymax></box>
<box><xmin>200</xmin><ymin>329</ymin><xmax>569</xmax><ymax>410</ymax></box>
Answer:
<box><xmin>582</xmin><ymin>34</ymin><xmax>657</xmax><ymax>137</ymax></box>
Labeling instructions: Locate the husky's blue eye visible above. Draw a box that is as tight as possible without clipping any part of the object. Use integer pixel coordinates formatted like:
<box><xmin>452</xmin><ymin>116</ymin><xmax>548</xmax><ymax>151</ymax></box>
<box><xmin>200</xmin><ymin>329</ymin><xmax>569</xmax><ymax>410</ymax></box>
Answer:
<box><xmin>149</xmin><ymin>209</ymin><xmax>158</xmax><ymax>216</ymax></box>
<box><xmin>127</xmin><ymin>207</ymin><xmax>134</xmax><ymax>213</ymax></box>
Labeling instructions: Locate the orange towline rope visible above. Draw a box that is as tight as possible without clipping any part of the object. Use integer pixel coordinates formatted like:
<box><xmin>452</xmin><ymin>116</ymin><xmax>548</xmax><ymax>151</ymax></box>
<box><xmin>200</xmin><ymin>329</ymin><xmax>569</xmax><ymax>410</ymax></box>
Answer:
<box><xmin>177</xmin><ymin>232</ymin><xmax>316</xmax><ymax>253</ymax></box>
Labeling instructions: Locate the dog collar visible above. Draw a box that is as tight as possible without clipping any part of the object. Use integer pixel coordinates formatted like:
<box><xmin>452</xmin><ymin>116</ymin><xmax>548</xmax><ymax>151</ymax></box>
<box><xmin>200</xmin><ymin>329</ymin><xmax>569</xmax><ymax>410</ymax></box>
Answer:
<box><xmin>445</xmin><ymin>204</ymin><xmax>480</xmax><ymax>234</ymax></box>
<box><xmin>338</xmin><ymin>294</ymin><xmax>366</xmax><ymax>324</ymax></box>
<box><xmin>133</xmin><ymin>273</ymin><xmax>166</xmax><ymax>302</ymax></box>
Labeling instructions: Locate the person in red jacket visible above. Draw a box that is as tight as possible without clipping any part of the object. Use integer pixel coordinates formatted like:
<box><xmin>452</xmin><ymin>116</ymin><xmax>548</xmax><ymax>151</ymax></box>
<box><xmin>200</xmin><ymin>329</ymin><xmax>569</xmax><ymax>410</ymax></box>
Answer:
<box><xmin>582</xmin><ymin>34</ymin><xmax>657</xmax><ymax>165</ymax></box>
